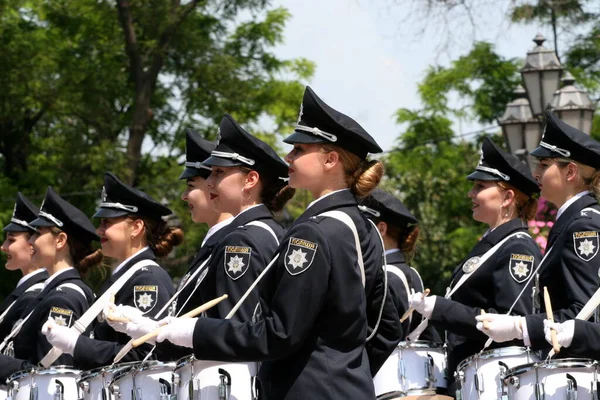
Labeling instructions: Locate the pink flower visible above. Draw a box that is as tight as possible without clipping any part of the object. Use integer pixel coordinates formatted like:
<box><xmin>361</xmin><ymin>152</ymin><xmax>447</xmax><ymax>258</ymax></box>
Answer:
<box><xmin>546</xmin><ymin>221</ymin><xmax>554</xmax><ymax>228</ymax></box>
<box><xmin>532</xmin><ymin>227</ymin><xmax>540</xmax><ymax>234</ymax></box>
<box><xmin>536</xmin><ymin>236</ymin><xmax>547</xmax><ymax>250</ymax></box>
<box><xmin>528</xmin><ymin>220</ymin><xmax>537</xmax><ymax>228</ymax></box>
<box><xmin>536</xmin><ymin>221</ymin><xmax>545</xmax><ymax>227</ymax></box>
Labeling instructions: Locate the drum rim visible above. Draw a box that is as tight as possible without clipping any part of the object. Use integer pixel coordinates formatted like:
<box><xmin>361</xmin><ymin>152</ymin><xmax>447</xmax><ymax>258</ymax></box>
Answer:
<box><xmin>398</xmin><ymin>340</ymin><xmax>444</xmax><ymax>349</ymax></box>
<box><xmin>504</xmin><ymin>357</ymin><xmax>598</xmax><ymax>378</ymax></box>
<box><xmin>456</xmin><ymin>346</ymin><xmax>532</xmax><ymax>371</ymax></box>
<box><xmin>111</xmin><ymin>361</ymin><xmax>176</xmax><ymax>382</ymax></box>
<box><xmin>78</xmin><ymin>361</ymin><xmax>139</xmax><ymax>382</ymax></box>
<box><xmin>9</xmin><ymin>366</ymin><xmax>80</xmax><ymax>381</ymax></box>
<box><xmin>175</xmin><ymin>354</ymin><xmax>197</xmax><ymax>369</ymax></box>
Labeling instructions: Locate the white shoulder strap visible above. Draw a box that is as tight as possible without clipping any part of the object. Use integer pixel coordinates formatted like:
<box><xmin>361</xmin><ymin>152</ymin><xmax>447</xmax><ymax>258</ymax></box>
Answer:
<box><xmin>56</xmin><ymin>283</ymin><xmax>88</xmax><ymax>300</ymax></box>
<box><xmin>386</xmin><ymin>265</ymin><xmax>411</xmax><ymax>307</ymax></box>
<box><xmin>0</xmin><ymin>309</ymin><xmax>35</xmax><ymax>353</ymax></box>
<box><xmin>582</xmin><ymin>207</ymin><xmax>600</xmax><ymax>216</ymax></box>
<box><xmin>318</xmin><ymin>211</ymin><xmax>365</xmax><ymax>287</ymax></box>
<box><xmin>40</xmin><ymin>259</ymin><xmax>159</xmax><ymax>367</ymax></box>
<box><xmin>245</xmin><ymin>221</ymin><xmax>279</xmax><ymax>245</ymax></box>
<box><xmin>0</xmin><ymin>283</ymin><xmax>44</xmax><ymax>325</ymax></box>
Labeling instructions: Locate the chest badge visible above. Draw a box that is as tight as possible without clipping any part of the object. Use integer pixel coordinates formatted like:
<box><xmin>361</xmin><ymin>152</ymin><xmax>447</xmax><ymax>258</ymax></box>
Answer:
<box><xmin>573</xmin><ymin>231</ymin><xmax>599</xmax><ymax>261</ymax></box>
<box><xmin>462</xmin><ymin>256</ymin><xmax>481</xmax><ymax>274</ymax></box>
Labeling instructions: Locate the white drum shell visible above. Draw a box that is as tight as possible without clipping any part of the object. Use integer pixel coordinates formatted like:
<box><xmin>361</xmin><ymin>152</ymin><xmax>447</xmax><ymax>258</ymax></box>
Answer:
<box><xmin>77</xmin><ymin>362</ymin><xmax>137</xmax><ymax>400</ymax></box>
<box><xmin>111</xmin><ymin>361</ymin><xmax>175</xmax><ymax>400</ymax></box>
<box><xmin>0</xmin><ymin>385</ymin><xmax>7</xmax><ymax>400</ymax></box>
<box><xmin>504</xmin><ymin>358</ymin><xmax>598</xmax><ymax>400</ymax></box>
<box><xmin>373</xmin><ymin>341</ymin><xmax>447</xmax><ymax>397</ymax></box>
<box><xmin>7</xmin><ymin>367</ymin><xmax>80</xmax><ymax>400</ymax></box>
<box><xmin>175</xmin><ymin>356</ymin><xmax>258</xmax><ymax>400</ymax></box>
<box><xmin>455</xmin><ymin>346</ymin><xmax>539</xmax><ymax>400</ymax></box>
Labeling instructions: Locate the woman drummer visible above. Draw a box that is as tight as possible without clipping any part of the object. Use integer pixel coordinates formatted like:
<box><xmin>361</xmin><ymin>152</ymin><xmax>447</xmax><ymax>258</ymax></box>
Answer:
<box><xmin>477</xmin><ymin>111</ymin><xmax>600</xmax><ymax>354</ymax></box>
<box><xmin>154</xmin><ymin>86</ymin><xmax>398</xmax><ymax>399</ymax></box>
<box><xmin>359</xmin><ymin>189</ymin><xmax>441</xmax><ymax>342</ymax></box>
<box><xmin>0</xmin><ymin>193</ymin><xmax>48</xmax><ymax>345</ymax></box>
<box><xmin>2</xmin><ymin>187</ymin><xmax>100</xmax><ymax>375</ymax></box>
<box><xmin>409</xmin><ymin>137</ymin><xmax>541</xmax><ymax>391</ymax></box>
<box><xmin>42</xmin><ymin>172</ymin><xmax>181</xmax><ymax>370</ymax></box>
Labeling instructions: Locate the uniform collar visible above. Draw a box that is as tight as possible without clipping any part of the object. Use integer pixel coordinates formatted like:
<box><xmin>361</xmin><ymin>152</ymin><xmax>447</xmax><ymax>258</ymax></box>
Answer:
<box><xmin>112</xmin><ymin>246</ymin><xmax>151</xmax><ymax>276</ymax></box>
<box><xmin>16</xmin><ymin>268</ymin><xmax>48</xmax><ymax>289</ymax></box>
<box><xmin>42</xmin><ymin>267</ymin><xmax>80</xmax><ymax>291</ymax></box>
<box><xmin>546</xmin><ymin>193</ymin><xmax>598</xmax><ymax>249</ymax></box>
<box><xmin>202</xmin><ymin>216</ymin><xmax>234</xmax><ymax>247</ymax></box>
<box><xmin>229</xmin><ymin>203</ymin><xmax>273</xmax><ymax>228</ymax></box>
<box><xmin>297</xmin><ymin>189</ymin><xmax>357</xmax><ymax>224</ymax></box>
<box><xmin>480</xmin><ymin>218</ymin><xmax>528</xmax><ymax>246</ymax></box>
<box><xmin>385</xmin><ymin>249</ymin><xmax>407</xmax><ymax>265</ymax></box>
<box><xmin>556</xmin><ymin>190</ymin><xmax>590</xmax><ymax>220</ymax></box>
<box><xmin>306</xmin><ymin>188</ymin><xmax>350</xmax><ymax>210</ymax></box>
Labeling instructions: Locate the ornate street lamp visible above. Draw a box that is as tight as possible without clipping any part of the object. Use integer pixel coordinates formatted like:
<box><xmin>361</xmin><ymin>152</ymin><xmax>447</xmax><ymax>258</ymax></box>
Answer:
<box><xmin>499</xmin><ymin>86</ymin><xmax>542</xmax><ymax>169</ymax></box>
<box><xmin>521</xmin><ymin>34</ymin><xmax>563</xmax><ymax>117</ymax></box>
<box><xmin>551</xmin><ymin>72</ymin><xmax>595</xmax><ymax>134</ymax></box>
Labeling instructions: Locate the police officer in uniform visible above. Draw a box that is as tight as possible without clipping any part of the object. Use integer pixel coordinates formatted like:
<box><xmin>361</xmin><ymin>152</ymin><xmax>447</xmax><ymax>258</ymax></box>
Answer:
<box><xmin>1</xmin><ymin>187</ymin><xmax>99</xmax><ymax>379</ymax></box>
<box><xmin>42</xmin><ymin>172</ymin><xmax>180</xmax><ymax>370</ymax></box>
<box><xmin>478</xmin><ymin>111</ymin><xmax>600</xmax><ymax>354</ymax></box>
<box><xmin>155</xmin><ymin>86</ymin><xmax>396</xmax><ymax>399</ymax></box>
<box><xmin>410</xmin><ymin>137</ymin><xmax>541</xmax><ymax>389</ymax></box>
<box><xmin>360</xmin><ymin>189</ymin><xmax>441</xmax><ymax>342</ymax></box>
<box><xmin>0</xmin><ymin>193</ymin><xmax>48</xmax><ymax>344</ymax></box>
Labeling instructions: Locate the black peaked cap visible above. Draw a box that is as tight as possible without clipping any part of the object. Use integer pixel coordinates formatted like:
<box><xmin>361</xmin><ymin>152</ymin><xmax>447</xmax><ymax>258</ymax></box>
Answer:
<box><xmin>467</xmin><ymin>137</ymin><xmax>540</xmax><ymax>197</ymax></box>
<box><xmin>3</xmin><ymin>192</ymin><xmax>40</xmax><ymax>233</ymax></box>
<box><xmin>179</xmin><ymin>129</ymin><xmax>216</xmax><ymax>180</ymax></box>
<box><xmin>93</xmin><ymin>172</ymin><xmax>172</xmax><ymax>219</ymax></box>
<box><xmin>530</xmin><ymin>110</ymin><xmax>600</xmax><ymax>168</ymax></box>
<box><xmin>359</xmin><ymin>189</ymin><xmax>418</xmax><ymax>226</ymax></box>
<box><xmin>203</xmin><ymin>114</ymin><xmax>289</xmax><ymax>179</ymax></box>
<box><xmin>30</xmin><ymin>187</ymin><xmax>99</xmax><ymax>242</ymax></box>
<box><xmin>283</xmin><ymin>86</ymin><xmax>382</xmax><ymax>159</ymax></box>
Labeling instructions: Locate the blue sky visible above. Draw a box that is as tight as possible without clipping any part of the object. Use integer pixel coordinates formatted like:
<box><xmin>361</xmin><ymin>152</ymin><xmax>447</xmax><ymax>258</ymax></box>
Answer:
<box><xmin>272</xmin><ymin>0</ymin><xmax>548</xmax><ymax>152</ymax></box>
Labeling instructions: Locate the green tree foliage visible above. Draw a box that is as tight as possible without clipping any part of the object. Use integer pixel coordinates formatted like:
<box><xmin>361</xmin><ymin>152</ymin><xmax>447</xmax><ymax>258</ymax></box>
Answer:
<box><xmin>0</xmin><ymin>0</ymin><xmax>314</xmax><ymax>297</ymax></box>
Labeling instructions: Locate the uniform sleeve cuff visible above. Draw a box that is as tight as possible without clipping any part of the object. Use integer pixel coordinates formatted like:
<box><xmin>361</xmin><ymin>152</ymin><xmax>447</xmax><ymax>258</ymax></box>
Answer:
<box><xmin>521</xmin><ymin>317</ymin><xmax>531</xmax><ymax>346</ymax></box>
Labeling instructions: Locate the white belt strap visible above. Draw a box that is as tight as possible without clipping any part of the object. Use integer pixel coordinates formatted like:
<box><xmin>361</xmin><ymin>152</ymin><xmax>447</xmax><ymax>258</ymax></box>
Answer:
<box><xmin>0</xmin><ymin>283</ymin><xmax>44</xmax><ymax>325</ymax></box>
<box><xmin>319</xmin><ymin>211</ymin><xmax>366</xmax><ymax>287</ymax></box>
<box><xmin>408</xmin><ymin>231</ymin><xmax>528</xmax><ymax>341</ymax></box>
<box><xmin>40</xmin><ymin>259</ymin><xmax>159</xmax><ymax>367</ymax></box>
<box><xmin>245</xmin><ymin>221</ymin><xmax>280</xmax><ymax>245</ymax></box>
<box><xmin>387</xmin><ymin>265</ymin><xmax>410</xmax><ymax>308</ymax></box>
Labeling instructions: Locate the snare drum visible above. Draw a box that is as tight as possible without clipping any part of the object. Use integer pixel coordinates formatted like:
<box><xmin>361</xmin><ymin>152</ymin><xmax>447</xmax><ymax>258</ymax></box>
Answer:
<box><xmin>1</xmin><ymin>385</ymin><xmax>7</xmax><ymax>400</ymax></box>
<box><xmin>373</xmin><ymin>340</ymin><xmax>447</xmax><ymax>399</ymax></box>
<box><xmin>110</xmin><ymin>361</ymin><xmax>175</xmax><ymax>400</ymax></box>
<box><xmin>7</xmin><ymin>366</ymin><xmax>80</xmax><ymax>400</ymax></box>
<box><xmin>455</xmin><ymin>346</ymin><xmax>539</xmax><ymax>400</ymax></box>
<box><xmin>77</xmin><ymin>362</ymin><xmax>137</xmax><ymax>400</ymax></box>
<box><xmin>504</xmin><ymin>358</ymin><xmax>599</xmax><ymax>399</ymax></box>
<box><xmin>174</xmin><ymin>356</ymin><xmax>259</xmax><ymax>400</ymax></box>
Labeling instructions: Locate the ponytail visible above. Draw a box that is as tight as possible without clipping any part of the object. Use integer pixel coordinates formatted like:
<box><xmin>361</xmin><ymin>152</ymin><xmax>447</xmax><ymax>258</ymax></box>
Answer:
<box><xmin>258</xmin><ymin>173</ymin><xmax>296</xmax><ymax>212</ymax></box>
<box><xmin>139</xmin><ymin>217</ymin><xmax>184</xmax><ymax>258</ymax></box>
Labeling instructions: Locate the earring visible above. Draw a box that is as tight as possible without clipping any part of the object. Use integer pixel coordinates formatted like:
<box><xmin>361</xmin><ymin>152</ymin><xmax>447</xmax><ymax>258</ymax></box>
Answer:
<box><xmin>241</xmin><ymin>189</ymin><xmax>251</xmax><ymax>201</ymax></box>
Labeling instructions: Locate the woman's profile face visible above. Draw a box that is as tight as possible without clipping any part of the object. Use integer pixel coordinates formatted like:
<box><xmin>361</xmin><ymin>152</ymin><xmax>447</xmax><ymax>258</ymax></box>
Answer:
<box><xmin>29</xmin><ymin>227</ymin><xmax>57</xmax><ymax>269</ymax></box>
<box><xmin>1</xmin><ymin>232</ymin><xmax>33</xmax><ymax>272</ymax></box>
<box><xmin>96</xmin><ymin>217</ymin><xmax>133</xmax><ymax>261</ymax></box>
<box><xmin>468</xmin><ymin>180</ymin><xmax>507</xmax><ymax>227</ymax></box>
<box><xmin>181</xmin><ymin>176</ymin><xmax>215</xmax><ymax>223</ymax></box>
<box><xmin>205</xmin><ymin>166</ymin><xmax>247</xmax><ymax>215</ymax></box>
<box><xmin>284</xmin><ymin>143</ymin><xmax>326</xmax><ymax>190</ymax></box>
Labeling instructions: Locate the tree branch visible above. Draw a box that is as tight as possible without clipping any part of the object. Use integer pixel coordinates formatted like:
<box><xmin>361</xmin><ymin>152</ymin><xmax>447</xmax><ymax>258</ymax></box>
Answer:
<box><xmin>116</xmin><ymin>0</ymin><xmax>143</xmax><ymax>84</ymax></box>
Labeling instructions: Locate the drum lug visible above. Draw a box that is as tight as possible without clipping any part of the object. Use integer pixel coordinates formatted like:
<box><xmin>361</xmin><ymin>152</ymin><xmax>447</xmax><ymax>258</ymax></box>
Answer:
<box><xmin>159</xmin><ymin>377</ymin><xmax>176</xmax><ymax>400</ymax></box>
<box><xmin>101</xmin><ymin>387</ymin><xmax>112</xmax><ymax>400</ymax></box>
<box><xmin>425</xmin><ymin>354</ymin><xmax>436</xmax><ymax>388</ymax></box>
<box><xmin>454</xmin><ymin>370</ymin><xmax>464</xmax><ymax>400</ymax></box>
<box><xmin>29</xmin><ymin>385</ymin><xmax>38</xmax><ymax>400</ymax></box>
<box><xmin>535</xmin><ymin>382</ymin><xmax>545</xmax><ymax>400</ymax></box>
<box><xmin>566</xmin><ymin>373</ymin><xmax>577</xmax><ymax>400</ymax></box>
<box><xmin>53</xmin><ymin>378</ymin><xmax>65</xmax><ymax>400</ymax></box>
<box><xmin>251</xmin><ymin>375</ymin><xmax>260</xmax><ymax>400</ymax></box>
<box><xmin>188</xmin><ymin>378</ymin><xmax>200</xmax><ymax>400</ymax></box>
<box><xmin>498</xmin><ymin>361</ymin><xmax>509</xmax><ymax>398</ymax></box>
<box><xmin>110</xmin><ymin>383</ymin><xmax>121</xmax><ymax>399</ymax></box>
<box><xmin>474</xmin><ymin>372</ymin><xmax>484</xmax><ymax>394</ymax></box>
<box><xmin>218</xmin><ymin>368</ymin><xmax>231</xmax><ymax>400</ymax></box>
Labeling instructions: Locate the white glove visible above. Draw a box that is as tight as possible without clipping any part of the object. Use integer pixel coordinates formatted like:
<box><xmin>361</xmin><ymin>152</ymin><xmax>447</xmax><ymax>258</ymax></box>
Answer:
<box><xmin>155</xmin><ymin>317</ymin><xmax>197</xmax><ymax>349</ymax></box>
<box><xmin>41</xmin><ymin>318</ymin><xmax>80</xmax><ymax>355</ymax></box>
<box><xmin>409</xmin><ymin>292</ymin><xmax>436</xmax><ymax>319</ymax></box>
<box><xmin>105</xmin><ymin>304</ymin><xmax>159</xmax><ymax>340</ymax></box>
<box><xmin>475</xmin><ymin>313</ymin><xmax>523</xmax><ymax>343</ymax></box>
<box><xmin>544</xmin><ymin>319</ymin><xmax>575</xmax><ymax>348</ymax></box>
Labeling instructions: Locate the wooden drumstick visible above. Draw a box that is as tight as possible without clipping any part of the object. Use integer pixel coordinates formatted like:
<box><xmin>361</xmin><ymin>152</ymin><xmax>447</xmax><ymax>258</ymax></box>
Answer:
<box><xmin>480</xmin><ymin>309</ymin><xmax>490</xmax><ymax>330</ymax></box>
<box><xmin>544</xmin><ymin>286</ymin><xmax>560</xmax><ymax>354</ymax></box>
<box><xmin>400</xmin><ymin>289</ymin><xmax>430</xmax><ymax>322</ymax></box>
<box><xmin>105</xmin><ymin>292</ymin><xmax>130</xmax><ymax>323</ymax></box>
<box><xmin>131</xmin><ymin>294</ymin><xmax>228</xmax><ymax>348</ymax></box>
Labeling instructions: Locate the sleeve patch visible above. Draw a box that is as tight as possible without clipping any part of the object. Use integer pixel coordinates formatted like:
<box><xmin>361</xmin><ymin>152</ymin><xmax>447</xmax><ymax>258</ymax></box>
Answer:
<box><xmin>509</xmin><ymin>254</ymin><xmax>534</xmax><ymax>283</ymax></box>
<box><xmin>285</xmin><ymin>237</ymin><xmax>318</xmax><ymax>276</ymax></box>
<box><xmin>573</xmin><ymin>231</ymin><xmax>599</xmax><ymax>261</ymax></box>
<box><xmin>224</xmin><ymin>246</ymin><xmax>251</xmax><ymax>280</ymax></box>
<box><xmin>49</xmin><ymin>306</ymin><xmax>74</xmax><ymax>327</ymax></box>
<box><xmin>134</xmin><ymin>285</ymin><xmax>158</xmax><ymax>312</ymax></box>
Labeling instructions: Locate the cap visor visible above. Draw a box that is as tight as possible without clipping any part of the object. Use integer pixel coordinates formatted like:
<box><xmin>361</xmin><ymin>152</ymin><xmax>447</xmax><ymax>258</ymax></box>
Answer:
<box><xmin>179</xmin><ymin>167</ymin><xmax>211</xmax><ymax>180</ymax></box>
<box><xmin>93</xmin><ymin>208</ymin><xmax>130</xmax><ymax>219</ymax></box>
<box><xmin>466</xmin><ymin>170</ymin><xmax>500</xmax><ymax>181</ymax></box>
<box><xmin>30</xmin><ymin>217</ymin><xmax>56</xmax><ymax>228</ymax></box>
<box><xmin>202</xmin><ymin>155</ymin><xmax>244</xmax><ymax>168</ymax></box>
<box><xmin>530</xmin><ymin>146</ymin><xmax>558</xmax><ymax>159</ymax></box>
<box><xmin>283</xmin><ymin>131</ymin><xmax>327</xmax><ymax>145</ymax></box>
<box><xmin>3</xmin><ymin>223</ymin><xmax>34</xmax><ymax>233</ymax></box>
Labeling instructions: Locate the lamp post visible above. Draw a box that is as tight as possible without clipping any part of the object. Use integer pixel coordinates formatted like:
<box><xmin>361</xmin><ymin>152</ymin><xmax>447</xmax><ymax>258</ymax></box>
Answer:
<box><xmin>521</xmin><ymin>33</ymin><xmax>563</xmax><ymax>117</ymax></box>
<box><xmin>499</xmin><ymin>86</ymin><xmax>542</xmax><ymax>169</ymax></box>
<box><xmin>550</xmin><ymin>72</ymin><xmax>595</xmax><ymax>134</ymax></box>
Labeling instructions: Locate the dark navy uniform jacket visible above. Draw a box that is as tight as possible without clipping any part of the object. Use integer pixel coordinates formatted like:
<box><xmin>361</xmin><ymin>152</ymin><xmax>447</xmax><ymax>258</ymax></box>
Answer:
<box><xmin>0</xmin><ymin>269</ymin><xmax>48</xmax><ymax>344</ymax></box>
<box><xmin>73</xmin><ymin>248</ymin><xmax>174</xmax><ymax>370</ymax></box>
<box><xmin>430</xmin><ymin>218</ymin><xmax>540</xmax><ymax>381</ymax></box>
<box><xmin>189</xmin><ymin>190</ymin><xmax>397</xmax><ymax>400</ymax></box>
<box><xmin>524</xmin><ymin>193</ymin><xmax>600</xmax><ymax>350</ymax></box>
<box><xmin>12</xmin><ymin>268</ymin><xmax>94</xmax><ymax>366</ymax></box>
<box><xmin>156</xmin><ymin>221</ymin><xmax>232</xmax><ymax>361</ymax></box>
<box><xmin>565</xmin><ymin>319</ymin><xmax>600</xmax><ymax>358</ymax></box>
<box><xmin>198</xmin><ymin>204</ymin><xmax>284</xmax><ymax>323</ymax></box>
<box><xmin>386</xmin><ymin>251</ymin><xmax>441</xmax><ymax>342</ymax></box>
